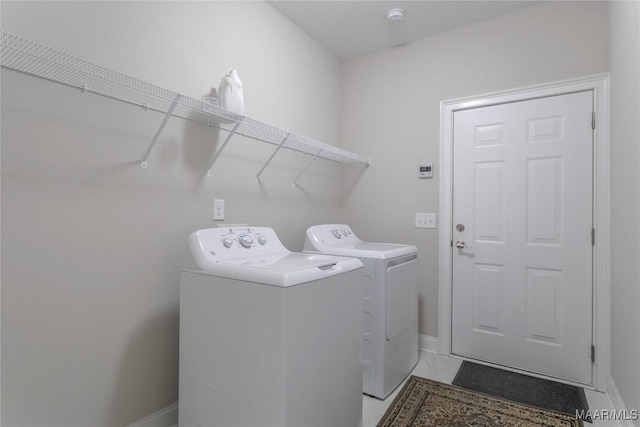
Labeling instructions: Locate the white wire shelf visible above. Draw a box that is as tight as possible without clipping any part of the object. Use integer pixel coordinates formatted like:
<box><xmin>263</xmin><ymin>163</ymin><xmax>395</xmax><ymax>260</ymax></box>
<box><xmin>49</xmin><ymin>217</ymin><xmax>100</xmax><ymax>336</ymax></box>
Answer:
<box><xmin>0</xmin><ymin>31</ymin><xmax>370</xmax><ymax>179</ymax></box>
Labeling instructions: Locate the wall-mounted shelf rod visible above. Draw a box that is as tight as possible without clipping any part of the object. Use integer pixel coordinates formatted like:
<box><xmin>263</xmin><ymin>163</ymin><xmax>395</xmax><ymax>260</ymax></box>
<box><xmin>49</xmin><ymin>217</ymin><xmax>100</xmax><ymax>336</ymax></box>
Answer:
<box><xmin>293</xmin><ymin>146</ymin><xmax>324</xmax><ymax>186</ymax></box>
<box><xmin>204</xmin><ymin>121</ymin><xmax>242</xmax><ymax>176</ymax></box>
<box><xmin>140</xmin><ymin>94</ymin><xmax>182</xmax><ymax>168</ymax></box>
<box><xmin>256</xmin><ymin>133</ymin><xmax>290</xmax><ymax>182</ymax></box>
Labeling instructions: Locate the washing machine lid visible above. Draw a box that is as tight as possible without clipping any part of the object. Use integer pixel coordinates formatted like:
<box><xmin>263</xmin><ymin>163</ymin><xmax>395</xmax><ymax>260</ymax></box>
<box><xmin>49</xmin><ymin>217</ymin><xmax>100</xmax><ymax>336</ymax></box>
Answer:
<box><xmin>187</xmin><ymin>252</ymin><xmax>362</xmax><ymax>287</ymax></box>
<box><xmin>182</xmin><ymin>227</ymin><xmax>362</xmax><ymax>286</ymax></box>
<box><xmin>304</xmin><ymin>224</ymin><xmax>417</xmax><ymax>260</ymax></box>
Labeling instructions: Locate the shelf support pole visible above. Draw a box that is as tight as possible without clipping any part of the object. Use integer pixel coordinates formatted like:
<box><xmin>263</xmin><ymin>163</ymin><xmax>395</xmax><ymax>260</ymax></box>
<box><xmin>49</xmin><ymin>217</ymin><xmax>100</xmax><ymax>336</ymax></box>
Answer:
<box><xmin>256</xmin><ymin>133</ymin><xmax>290</xmax><ymax>182</ymax></box>
<box><xmin>140</xmin><ymin>94</ymin><xmax>182</xmax><ymax>168</ymax></box>
<box><xmin>293</xmin><ymin>146</ymin><xmax>324</xmax><ymax>186</ymax></box>
<box><xmin>205</xmin><ymin>121</ymin><xmax>242</xmax><ymax>176</ymax></box>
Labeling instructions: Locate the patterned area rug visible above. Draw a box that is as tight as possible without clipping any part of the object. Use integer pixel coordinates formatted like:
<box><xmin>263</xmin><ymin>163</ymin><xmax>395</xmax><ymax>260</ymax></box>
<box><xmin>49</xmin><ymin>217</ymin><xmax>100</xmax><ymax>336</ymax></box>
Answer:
<box><xmin>377</xmin><ymin>376</ymin><xmax>583</xmax><ymax>427</ymax></box>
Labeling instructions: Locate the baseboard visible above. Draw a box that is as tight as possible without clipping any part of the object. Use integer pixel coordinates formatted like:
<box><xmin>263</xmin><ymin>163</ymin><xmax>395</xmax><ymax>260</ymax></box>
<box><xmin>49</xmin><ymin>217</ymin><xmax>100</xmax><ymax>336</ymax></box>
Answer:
<box><xmin>128</xmin><ymin>402</ymin><xmax>177</xmax><ymax>427</ymax></box>
<box><xmin>605</xmin><ymin>376</ymin><xmax>637</xmax><ymax>427</ymax></box>
<box><xmin>419</xmin><ymin>334</ymin><xmax>439</xmax><ymax>354</ymax></box>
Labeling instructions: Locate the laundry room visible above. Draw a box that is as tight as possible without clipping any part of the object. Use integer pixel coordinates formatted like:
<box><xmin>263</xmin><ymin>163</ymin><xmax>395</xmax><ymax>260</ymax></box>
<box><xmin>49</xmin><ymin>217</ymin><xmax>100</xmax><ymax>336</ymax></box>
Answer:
<box><xmin>1</xmin><ymin>1</ymin><xmax>639</xmax><ymax>426</ymax></box>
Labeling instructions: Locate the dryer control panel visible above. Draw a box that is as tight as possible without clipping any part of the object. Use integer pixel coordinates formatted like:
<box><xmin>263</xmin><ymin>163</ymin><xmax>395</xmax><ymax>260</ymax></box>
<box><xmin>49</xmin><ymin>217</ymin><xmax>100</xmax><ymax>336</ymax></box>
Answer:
<box><xmin>330</xmin><ymin>227</ymin><xmax>353</xmax><ymax>239</ymax></box>
<box><xmin>305</xmin><ymin>224</ymin><xmax>361</xmax><ymax>246</ymax></box>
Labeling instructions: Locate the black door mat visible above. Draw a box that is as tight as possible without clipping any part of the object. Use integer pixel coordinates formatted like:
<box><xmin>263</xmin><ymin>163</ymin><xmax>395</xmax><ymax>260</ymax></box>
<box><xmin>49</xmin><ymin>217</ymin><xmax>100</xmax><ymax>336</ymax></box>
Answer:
<box><xmin>452</xmin><ymin>361</ymin><xmax>591</xmax><ymax>423</ymax></box>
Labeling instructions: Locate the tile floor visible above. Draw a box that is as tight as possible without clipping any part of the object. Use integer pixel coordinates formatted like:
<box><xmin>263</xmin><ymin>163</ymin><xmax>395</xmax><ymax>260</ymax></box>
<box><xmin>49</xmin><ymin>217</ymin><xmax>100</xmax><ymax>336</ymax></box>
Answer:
<box><xmin>362</xmin><ymin>351</ymin><xmax>624</xmax><ymax>427</ymax></box>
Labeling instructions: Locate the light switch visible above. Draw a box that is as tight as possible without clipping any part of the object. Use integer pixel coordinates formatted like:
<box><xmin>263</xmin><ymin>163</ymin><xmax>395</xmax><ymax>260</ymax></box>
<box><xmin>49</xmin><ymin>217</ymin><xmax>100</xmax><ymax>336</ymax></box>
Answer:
<box><xmin>416</xmin><ymin>213</ymin><xmax>436</xmax><ymax>229</ymax></box>
<box><xmin>213</xmin><ymin>199</ymin><xmax>225</xmax><ymax>221</ymax></box>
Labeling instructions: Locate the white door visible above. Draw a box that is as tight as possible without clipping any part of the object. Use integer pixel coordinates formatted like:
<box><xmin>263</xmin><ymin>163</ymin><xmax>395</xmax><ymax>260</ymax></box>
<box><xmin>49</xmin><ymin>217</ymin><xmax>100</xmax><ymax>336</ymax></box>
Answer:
<box><xmin>451</xmin><ymin>91</ymin><xmax>594</xmax><ymax>385</ymax></box>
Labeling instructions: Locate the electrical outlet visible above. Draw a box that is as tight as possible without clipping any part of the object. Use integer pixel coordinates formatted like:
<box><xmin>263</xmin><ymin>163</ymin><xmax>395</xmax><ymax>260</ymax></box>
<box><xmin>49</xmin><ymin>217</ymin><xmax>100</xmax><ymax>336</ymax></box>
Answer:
<box><xmin>213</xmin><ymin>199</ymin><xmax>225</xmax><ymax>221</ymax></box>
<box><xmin>416</xmin><ymin>213</ymin><xmax>436</xmax><ymax>229</ymax></box>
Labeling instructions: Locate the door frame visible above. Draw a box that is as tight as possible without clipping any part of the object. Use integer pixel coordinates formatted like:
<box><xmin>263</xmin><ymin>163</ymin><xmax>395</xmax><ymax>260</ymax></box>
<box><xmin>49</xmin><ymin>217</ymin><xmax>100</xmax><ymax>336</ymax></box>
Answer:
<box><xmin>438</xmin><ymin>73</ymin><xmax>610</xmax><ymax>391</ymax></box>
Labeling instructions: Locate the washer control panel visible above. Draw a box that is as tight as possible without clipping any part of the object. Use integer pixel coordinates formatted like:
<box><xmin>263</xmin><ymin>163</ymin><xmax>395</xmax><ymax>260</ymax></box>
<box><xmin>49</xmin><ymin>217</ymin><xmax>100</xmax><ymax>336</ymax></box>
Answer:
<box><xmin>188</xmin><ymin>227</ymin><xmax>289</xmax><ymax>264</ymax></box>
<box><xmin>218</xmin><ymin>227</ymin><xmax>271</xmax><ymax>250</ymax></box>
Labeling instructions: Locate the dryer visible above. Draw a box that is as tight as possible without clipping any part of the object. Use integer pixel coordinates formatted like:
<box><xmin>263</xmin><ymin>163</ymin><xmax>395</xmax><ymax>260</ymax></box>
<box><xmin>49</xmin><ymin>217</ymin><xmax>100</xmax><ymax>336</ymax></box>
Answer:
<box><xmin>180</xmin><ymin>227</ymin><xmax>364</xmax><ymax>427</ymax></box>
<box><xmin>304</xmin><ymin>224</ymin><xmax>418</xmax><ymax>399</ymax></box>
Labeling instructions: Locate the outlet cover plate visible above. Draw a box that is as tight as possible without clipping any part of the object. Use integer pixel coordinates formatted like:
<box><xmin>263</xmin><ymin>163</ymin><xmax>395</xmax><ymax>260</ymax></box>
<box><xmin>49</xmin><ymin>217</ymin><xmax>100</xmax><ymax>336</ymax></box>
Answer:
<box><xmin>416</xmin><ymin>213</ymin><xmax>436</xmax><ymax>229</ymax></box>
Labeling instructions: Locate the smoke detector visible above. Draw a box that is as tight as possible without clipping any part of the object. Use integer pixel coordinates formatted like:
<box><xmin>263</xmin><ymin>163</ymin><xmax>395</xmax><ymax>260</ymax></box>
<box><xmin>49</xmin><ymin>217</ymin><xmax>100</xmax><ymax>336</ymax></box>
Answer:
<box><xmin>386</xmin><ymin>8</ymin><xmax>405</xmax><ymax>22</ymax></box>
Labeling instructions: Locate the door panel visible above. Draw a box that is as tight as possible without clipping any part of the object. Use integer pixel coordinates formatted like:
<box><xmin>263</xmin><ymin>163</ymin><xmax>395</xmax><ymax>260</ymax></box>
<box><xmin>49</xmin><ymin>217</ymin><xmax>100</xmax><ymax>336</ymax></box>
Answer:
<box><xmin>451</xmin><ymin>91</ymin><xmax>593</xmax><ymax>385</ymax></box>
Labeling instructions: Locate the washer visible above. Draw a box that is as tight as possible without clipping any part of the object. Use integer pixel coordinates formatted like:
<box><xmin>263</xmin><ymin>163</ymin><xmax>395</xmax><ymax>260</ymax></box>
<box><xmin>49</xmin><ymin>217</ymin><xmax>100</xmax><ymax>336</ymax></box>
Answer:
<box><xmin>304</xmin><ymin>224</ymin><xmax>418</xmax><ymax>399</ymax></box>
<box><xmin>179</xmin><ymin>226</ymin><xmax>364</xmax><ymax>427</ymax></box>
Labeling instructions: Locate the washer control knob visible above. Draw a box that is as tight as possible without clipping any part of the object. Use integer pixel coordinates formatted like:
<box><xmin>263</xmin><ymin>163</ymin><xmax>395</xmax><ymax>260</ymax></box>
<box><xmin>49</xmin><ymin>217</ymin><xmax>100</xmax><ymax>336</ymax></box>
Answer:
<box><xmin>332</xmin><ymin>229</ymin><xmax>342</xmax><ymax>239</ymax></box>
<box><xmin>222</xmin><ymin>238</ymin><xmax>233</xmax><ymax>248</ymax></box>
<box><xmin>239</xmin><ymin>235</ymin><xmax>253</xmax><ymax>248</ymax></box>
<box><xmin>258</xmin><ymin>236</ymin><xmax>267</xmax><ymax>245</ymax></box>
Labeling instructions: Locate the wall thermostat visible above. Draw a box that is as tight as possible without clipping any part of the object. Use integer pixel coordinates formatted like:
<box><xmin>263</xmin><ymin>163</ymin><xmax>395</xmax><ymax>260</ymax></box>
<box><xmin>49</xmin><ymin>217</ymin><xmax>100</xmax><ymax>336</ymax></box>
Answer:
<box><xmin>419</xmin><ymin>163</ymin><xmax>433</xmax><ymax>179</ymax></box>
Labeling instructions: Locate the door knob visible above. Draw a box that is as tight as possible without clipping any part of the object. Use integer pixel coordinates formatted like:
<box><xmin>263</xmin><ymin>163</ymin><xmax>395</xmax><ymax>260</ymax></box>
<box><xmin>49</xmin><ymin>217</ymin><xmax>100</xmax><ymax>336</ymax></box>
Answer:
<box><xmin>455</xmin><ymin>240</ymin><xmax>472</xmax><ymax>249</ymax></box>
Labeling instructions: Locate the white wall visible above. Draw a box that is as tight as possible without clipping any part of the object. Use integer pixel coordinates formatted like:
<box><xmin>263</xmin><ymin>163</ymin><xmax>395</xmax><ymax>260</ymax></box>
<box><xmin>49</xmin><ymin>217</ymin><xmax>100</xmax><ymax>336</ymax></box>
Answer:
<box><xmin>340</xmin><ymin>1</ymin><xmax>609</xmax><ymax>337</ymax></box>
<box><xmin>609</xmin><ymin>1</ymin><xmax>640</xmax><ymax>423</ymax></box>
<box><xmin>1</xmin><ymin>2</ymin><xmax>347</xmax><ymax>425</ymax></box>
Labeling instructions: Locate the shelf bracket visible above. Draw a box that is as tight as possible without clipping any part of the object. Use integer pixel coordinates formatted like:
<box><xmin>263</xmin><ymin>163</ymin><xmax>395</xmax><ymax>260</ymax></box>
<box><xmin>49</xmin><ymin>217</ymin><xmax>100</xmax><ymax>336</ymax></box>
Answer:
<box><xmin>293</xmin><ymin>146</ymin><xmax>324</xmax><ymax>186</ymax></box>
<box><xmin>255</xmin><ymin>133</ymin><xmax>290</xmax><ymax>182</ymax></box>
<box><xmin>205</xmin><ymin>121</ymin><xmax>242</xmax><ymax>176</ymax></box>
<box><xmin>140</xmin><ymin>94</ymin><xmax>182</xmax><ymax>168</ymax></box>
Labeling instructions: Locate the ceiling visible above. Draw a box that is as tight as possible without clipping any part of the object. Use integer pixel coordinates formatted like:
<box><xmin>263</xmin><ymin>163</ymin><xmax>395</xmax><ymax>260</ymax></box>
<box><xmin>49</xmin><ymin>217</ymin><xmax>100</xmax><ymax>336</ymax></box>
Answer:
<box><xmin>267</xmin><ymin>1</ymin><xmax>543</xmax><ymax>60</ymax></box>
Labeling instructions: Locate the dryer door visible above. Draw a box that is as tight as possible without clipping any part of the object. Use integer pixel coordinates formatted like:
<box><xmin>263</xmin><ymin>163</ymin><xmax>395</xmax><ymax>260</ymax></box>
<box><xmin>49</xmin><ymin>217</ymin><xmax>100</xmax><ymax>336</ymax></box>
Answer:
<box><xmin>386</xmin><ymin>256</ymin><xmax>418</xmax><ymax>340</ymax></box>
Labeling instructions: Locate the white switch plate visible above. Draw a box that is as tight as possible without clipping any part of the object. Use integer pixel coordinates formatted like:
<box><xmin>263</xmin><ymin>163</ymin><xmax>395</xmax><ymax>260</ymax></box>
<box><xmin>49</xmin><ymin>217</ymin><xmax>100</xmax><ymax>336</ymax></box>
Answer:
<box><xmin>416</xmin><ymin>213</ymin><xmax>436</xmax><ymax>229</ymax></box>
<box><xmin>213</xmin><ymin>199</ymin><xmax>225</xmax><ymax>221</ymax></box>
